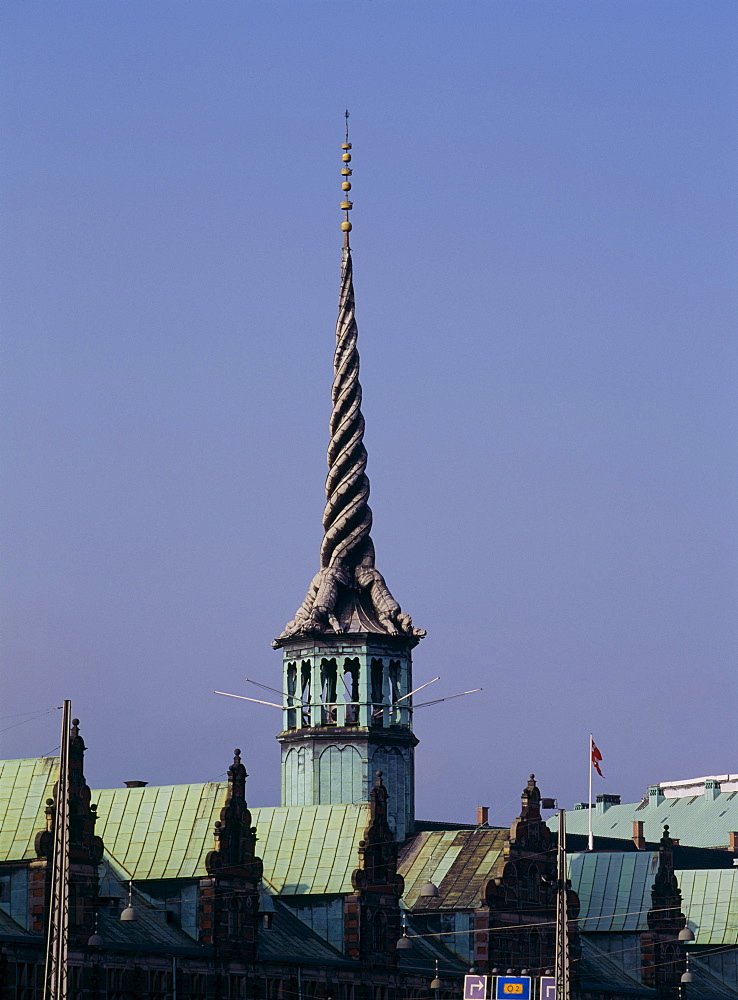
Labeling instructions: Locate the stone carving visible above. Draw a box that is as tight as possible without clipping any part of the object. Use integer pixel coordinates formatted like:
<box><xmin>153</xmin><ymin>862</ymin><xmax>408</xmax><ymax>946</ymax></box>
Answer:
<box><xmin>275</xmin><ymin>248</ymin><xmax>424</xmax><ymax>645</ymax></box>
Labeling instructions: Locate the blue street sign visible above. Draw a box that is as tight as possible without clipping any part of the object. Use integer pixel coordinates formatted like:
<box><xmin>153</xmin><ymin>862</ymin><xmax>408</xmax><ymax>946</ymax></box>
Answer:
<box><xmin>539</xmin><ymin>978</ymin><xmax>556</xmax><ymax>1000</ymax></box>
<box><xmin>494</xmin><ymin>977</ymin><xmax>531</xmax><ymax>1000</ymax></box>
<box><xmin>463</xmin><ymin>975</ymin><xmax>488</xmax><ymax>1000</ymax></box>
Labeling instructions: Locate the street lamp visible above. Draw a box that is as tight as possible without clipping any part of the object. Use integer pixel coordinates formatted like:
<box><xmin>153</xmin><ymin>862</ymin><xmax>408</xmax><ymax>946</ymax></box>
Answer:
<box><xmin>431</xmin><ymin>959</ymin><xmax>442</xmax><ymax>992</ymax></box>
<box><xmin>396</xmin><ymin>913</ymin><xmax>412</xmax><ymax>950</ymax></box>
<box><xmin>680</xmin><ymin>941</ymin><xmax>694</xmax><ymax>1000</ymax></box>
<box><xmin>120</xmin><ymin>881</ymin><xmax>137</xmax><ymax>921</ymax></box>
<box><xmin>87</xmin><ymin>911</ymin><xmax>103</xmax><ymax>948</ymax></box>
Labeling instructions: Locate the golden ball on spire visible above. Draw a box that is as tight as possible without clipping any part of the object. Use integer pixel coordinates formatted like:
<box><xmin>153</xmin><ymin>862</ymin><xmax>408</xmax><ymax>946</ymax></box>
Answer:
<box><xmin>342</xmin><ymin>153</ymin><xmax>351</xmax><ymax>162</ymax></box>
<box><xmin>342</xmin><ymin>182</ymin><xmax>351</xmax><ymax>191</ymax></box>
<box><xmin>341</xmin><ymin>221</ymin><xmax>352</xmax><ymax>232</ymax></box>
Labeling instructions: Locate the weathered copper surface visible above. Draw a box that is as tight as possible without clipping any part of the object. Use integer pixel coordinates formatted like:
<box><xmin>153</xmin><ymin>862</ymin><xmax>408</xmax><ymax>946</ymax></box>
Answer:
<box><xmin>275</xmin><ymin>247</ymin><xmax>424</xmax><ymax>646</ymax></box>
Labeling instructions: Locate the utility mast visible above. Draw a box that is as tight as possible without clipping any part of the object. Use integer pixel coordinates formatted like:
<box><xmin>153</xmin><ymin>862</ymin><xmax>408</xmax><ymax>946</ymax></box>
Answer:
<box><xmin>554</xmin><ymin>808</ymin><xmax>570</xmax><ymax>1000</ymax></box>
<box><xmin>44</xmin><ymin>700</ymin><xmax>71</xmax><ymax>1000</ymax></box>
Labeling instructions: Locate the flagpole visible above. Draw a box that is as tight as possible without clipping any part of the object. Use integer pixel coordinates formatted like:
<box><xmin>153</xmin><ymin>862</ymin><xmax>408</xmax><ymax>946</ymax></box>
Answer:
<box><xmin>588</xmin><ymin>732</ymin><xmax>593</xmax><ymax>851</ymax></box>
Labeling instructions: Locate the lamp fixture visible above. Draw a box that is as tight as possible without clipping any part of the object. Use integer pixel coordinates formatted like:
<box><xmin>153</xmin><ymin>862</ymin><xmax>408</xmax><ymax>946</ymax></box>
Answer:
<box><xmin>430</xmin><ymin>959</ymin><xmax>442</xmax><ymax>991</ymax></box>
<box><xmin>120</xmin><ymin>881</ymin><xmax>137</xmax><ymax>922</ymax></box>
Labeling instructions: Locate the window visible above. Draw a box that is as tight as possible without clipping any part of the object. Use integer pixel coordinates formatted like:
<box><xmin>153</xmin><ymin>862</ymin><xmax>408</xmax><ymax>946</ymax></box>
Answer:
<box><xmin>372</xmin><ymin>911</ymin><xmax>387</xmax><ymax>951</ymax></box>
<box><xmin>149</xmin><ymin>969</ymin><xmax>167</xmax><ymax>1000</ymax></box>
<box><xmin>230</xmin><ymin>975</ymin><xmax>247</xmax><ymax>998</ymax></box>
<box><xmin>492</xmin><ymin>932</ymin><xmax>512</xmax><ymax>970</ymax></box>
<box><xmin>68</xmin><ymin>966</ymin><xmax>83</xmax><ymax>999</ymax></box>
<box><xmin>528</xmin><ymin>929</ymin><xmax>541</xmax><ymax>969</ymax></box>
<box><xmin>286</xmin><ymin>662</ymin><xmax>297</xmax><ymax>728</ymax></box>
<box><xmin>266</xmin><ymin>978</ymin><xmax>284</xmax><ymax>1000</ymax></box>
<box><xmin>228</xmin><ymin>897</ymin><xmax>242</xmax><ymax>938</ymax></box>
<box><xmin>389</xmin><ymin>660</ymin><xmax>401</xmax><ymax>724</ymax></box>
<box><xmin>16</xmin><ymin>963</ymin><xmax>41</xmax><ymax>1000</ymax></box>
<box><xmin>343</xmin><ymin>658</ymin><xmax>360</xmax><ymax>725</ymax></box>
<box><xmin>188</xmin><ymin>972</ymin><xmax>208</xmax><ymax>1000</ymax></box>
<box><xmin>107</xmin><ymin>967</ymin><xmax>126</xmax><ymax>1000</ymax></box>
<box><xmin>301</xmin><ymin>661</ymin><xmax>312</xmax><ymax>726</ymax></box>
<box><xmin>321</xmin><ymin>659</ymin><xmax>338</xmax><ymax>724</ymax></box>
<box><xmin>371</xmin><ymin>659</ymin><xmax>384</xmax><ymax>725</ymax></box>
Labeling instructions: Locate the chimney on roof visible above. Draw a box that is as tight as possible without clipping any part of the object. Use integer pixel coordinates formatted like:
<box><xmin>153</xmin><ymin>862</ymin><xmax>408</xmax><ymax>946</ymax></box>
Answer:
<box><xmin>728</xmin><ymin>832</ymin><xmax>738</xmax><ymax>853</ymax></box>
<box><xmin>704</xmin><ymin>779</ymin><xmax>721</xmax><ymax>802</ymax></box>
<box><xmin>633</xmin><ymin>820</ymin><xmax>646</xmax><ymax>850</ymax></box>
<box><xmin>648</xmin><ymin>785</ymin><xmax>664</xmax><ymax>809</ymax></box>
<box><xmin>477</xmin><ymin>806</ymin><xmax>489</xmax><ymax>826</ymax></box>
<box><xmin>124</xmin><ymin>781</ymin><xmax>148</xmax><ymax>788</ymax></box>
<box><xmin>596</xmin><ymin>793</ymin><xmax>621</xmax><ymax>814</ymax></box>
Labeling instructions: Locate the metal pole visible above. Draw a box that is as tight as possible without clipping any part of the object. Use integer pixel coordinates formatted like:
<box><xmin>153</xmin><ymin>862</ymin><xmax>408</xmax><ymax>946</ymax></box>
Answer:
<box><xmin>554</xmin><ymin>809</ymin><xmax>569</xmax><ymax>1000</ymax></box>
<box><xmin>44</xmin><ymin>700</ymin><xmax>71</xmax><ymax>1000</ymax></box>
<box><xmin>587</xmin><ymin>734</ymin><xmax>593</xmax><ymax>852</ymax></box>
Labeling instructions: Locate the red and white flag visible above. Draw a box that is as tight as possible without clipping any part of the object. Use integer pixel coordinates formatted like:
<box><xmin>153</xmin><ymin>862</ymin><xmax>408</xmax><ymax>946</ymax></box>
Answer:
<box><xmin>591</xmin><ymin>738</ymin><xmax>604</xmax><ymax>778</ymax></box>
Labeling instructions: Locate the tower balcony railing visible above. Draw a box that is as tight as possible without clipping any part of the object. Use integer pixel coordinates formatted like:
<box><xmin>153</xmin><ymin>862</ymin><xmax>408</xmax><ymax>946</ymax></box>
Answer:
<box><xmin>283</xmin><ymin>700</ymin><xmax>412</xmax><ymax>731</ymax></box>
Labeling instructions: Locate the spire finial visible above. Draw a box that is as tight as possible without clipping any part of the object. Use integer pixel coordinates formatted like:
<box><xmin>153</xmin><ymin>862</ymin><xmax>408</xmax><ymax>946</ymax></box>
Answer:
<box><xmin>340</xmin><ymin>110</ymin><xmax>353</xmax><ymax>247</ymax></box>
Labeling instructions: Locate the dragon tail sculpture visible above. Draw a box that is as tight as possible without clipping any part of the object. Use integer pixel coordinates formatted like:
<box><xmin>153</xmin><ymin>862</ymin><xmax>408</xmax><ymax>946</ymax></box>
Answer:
<box><xmin>275</xmin><ymin>136</ymin><xmax>424</xmax><ymax>645</ymax></box>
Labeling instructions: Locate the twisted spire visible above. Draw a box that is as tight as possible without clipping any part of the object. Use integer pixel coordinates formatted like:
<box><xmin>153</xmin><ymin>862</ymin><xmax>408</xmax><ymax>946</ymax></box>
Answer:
<box><xmin>321</xmin><ymin>247</ymin><xmax>371</xmax><ymax>570</ymax></box>
<box><xmin>274</xmin><ymin>126</ymin><xmax>424</xmax><ymax>646</ymax></box>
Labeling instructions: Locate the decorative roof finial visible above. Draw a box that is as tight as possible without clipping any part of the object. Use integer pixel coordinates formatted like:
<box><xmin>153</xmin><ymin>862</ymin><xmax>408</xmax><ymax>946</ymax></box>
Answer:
<box><xmin>273</xmin><ymin>122</ymin><xmax>425</xmax><ymax>646</ymax></box>
<box><xmin>341</xmin><ymin>109</ymin><xmax>353</xmax><ymax>247</ymax></box>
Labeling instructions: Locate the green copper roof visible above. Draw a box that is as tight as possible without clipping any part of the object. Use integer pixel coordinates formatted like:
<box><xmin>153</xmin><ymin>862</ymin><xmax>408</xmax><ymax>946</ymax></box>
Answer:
<box><xmin>252</xmin><ymin>802</ymin><xmax>370</xmax><ymax>894</ymax></box>
<box><xmin>398</xmin><ymin>828</ymin><xmax>507</xmax><ymax>909</ymax></box>
<box><xmin>3</xmin><ymin>754</ymin><xmax>736</xmax><ymax>951</ymax></box>
<box><xmin>549</xmin><ymin>791</ymin><xmax>738</xmax><ymax>849</ymax></box>
<box><xmin>93</xmin><ymin>781</ymin><xmax>227</xmax><ymax>880</ymax></box>
<box><xmin>0</xmin><ymin>758</ymin><xmax>371</xmax><ymax>892</ymax></box>
<box><xmin>0</xmin><ymin>757</ymin><xmax>57</xmax><ymax>862</ymax></box>
<box><xmin>677</xmin><ymin>869</ymin><xmax>738</xmax><ymax>946</ymax></box>
<box><xmin>93</xmin><ymin>783</ymin><xmax>371</xmax><ymax>891</ymax></box>
<box><xmin>568</xmin><ymin>850</ymin><xmax>657</xmax><ymax>932</ymax></box>
<box><xmin>569</xmin><ymin>852</ymin><xmax>738</xmax><ymax>946</ymax></box>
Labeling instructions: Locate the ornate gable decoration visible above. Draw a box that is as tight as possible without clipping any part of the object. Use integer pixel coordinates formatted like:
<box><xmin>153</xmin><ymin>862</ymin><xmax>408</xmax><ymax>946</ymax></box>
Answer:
<box><xmin>483</xmin><ymin>775</ymin><xmax>561</xmax><ymax>909</ymax></box>
<box><xmin>352</xmin><ymin>771</ymin><xmax>404</xmax><ymax>895</ymax></box>
<box><xmin>508</xmin><ymin>774</ymin><xmax>552</xmax><ymax>854</ymax></box>
<box><xmin>205</xmin><ymin>750</ymin><xmax>263</xmax><ymax>880</ymax></box>
<box><xmin>647</xmin><ymin>825</ymin><xmax>686</xmax><ymax>931</ymax></box>
<box><xmin>34</xmin><ymin>718</ymin><xmax>103</xmax><ymax>865</ymax></box>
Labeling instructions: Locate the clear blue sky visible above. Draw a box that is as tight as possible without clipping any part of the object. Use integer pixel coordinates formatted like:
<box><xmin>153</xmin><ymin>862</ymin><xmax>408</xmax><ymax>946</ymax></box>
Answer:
<box><xmin>2</xmin><ymin>2</ymin><xmax>736</xmax><ymax>824</ymax></box>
